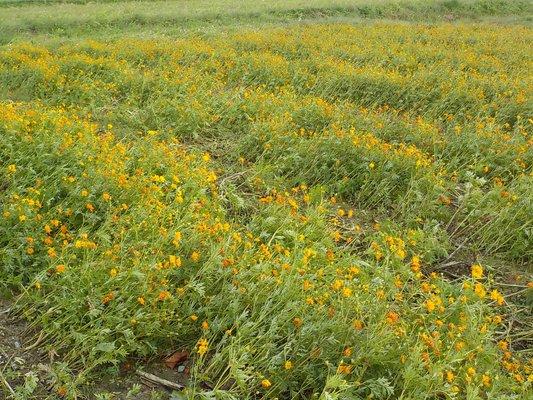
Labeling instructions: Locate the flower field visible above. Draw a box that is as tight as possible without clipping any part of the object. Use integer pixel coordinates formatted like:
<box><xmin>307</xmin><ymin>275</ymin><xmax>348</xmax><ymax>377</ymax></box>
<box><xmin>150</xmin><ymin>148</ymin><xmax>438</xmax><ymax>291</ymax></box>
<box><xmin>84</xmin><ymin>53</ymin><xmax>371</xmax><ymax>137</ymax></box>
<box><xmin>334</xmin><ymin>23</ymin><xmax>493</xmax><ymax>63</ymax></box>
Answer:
<box><xmin>0</xmin><ymin>17</ymin><xmax>532</xmax><ymax>400</ymax></box>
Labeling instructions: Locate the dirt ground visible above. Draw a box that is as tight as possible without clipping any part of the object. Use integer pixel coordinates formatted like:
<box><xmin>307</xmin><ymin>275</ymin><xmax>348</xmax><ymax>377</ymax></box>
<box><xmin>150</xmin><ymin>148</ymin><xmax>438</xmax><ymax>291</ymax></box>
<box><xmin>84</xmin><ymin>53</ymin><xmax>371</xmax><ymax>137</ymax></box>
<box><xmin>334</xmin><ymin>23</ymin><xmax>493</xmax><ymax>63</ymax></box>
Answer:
<box><xmin>0</xmin><ymin>299</ymin><xmax>189</xmax><ymax>399</ymax></box>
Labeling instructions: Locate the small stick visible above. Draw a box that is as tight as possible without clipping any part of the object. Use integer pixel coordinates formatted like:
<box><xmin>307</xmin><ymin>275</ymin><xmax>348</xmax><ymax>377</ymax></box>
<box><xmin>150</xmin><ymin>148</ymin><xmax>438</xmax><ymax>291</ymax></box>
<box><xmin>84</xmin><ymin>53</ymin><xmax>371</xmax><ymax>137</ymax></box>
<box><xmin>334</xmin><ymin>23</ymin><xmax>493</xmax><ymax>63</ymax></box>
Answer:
<box><xmin>24</xmin><ymin>331</ymin><xmax>45</xmax><ymax>351</ymax></box>
<box><xmin>0</xmin><ymin>307</ymin><xmax>11</xmax><ymax>315</ymax></box>
<box><xmin>135</xmin><ymin>370</ymin><xmax>184</xmax><ymax>391</ymax></box>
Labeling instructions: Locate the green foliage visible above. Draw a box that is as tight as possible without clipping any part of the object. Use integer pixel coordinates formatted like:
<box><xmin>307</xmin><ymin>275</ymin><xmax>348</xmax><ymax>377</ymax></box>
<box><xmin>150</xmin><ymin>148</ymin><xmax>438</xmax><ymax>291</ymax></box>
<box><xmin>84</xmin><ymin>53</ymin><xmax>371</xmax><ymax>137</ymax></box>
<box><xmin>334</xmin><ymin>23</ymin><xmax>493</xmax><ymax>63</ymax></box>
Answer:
<box><xmin>0</xmin><ymin>14</ymin><xmax>531</xmax><ymax>400</ymax></box>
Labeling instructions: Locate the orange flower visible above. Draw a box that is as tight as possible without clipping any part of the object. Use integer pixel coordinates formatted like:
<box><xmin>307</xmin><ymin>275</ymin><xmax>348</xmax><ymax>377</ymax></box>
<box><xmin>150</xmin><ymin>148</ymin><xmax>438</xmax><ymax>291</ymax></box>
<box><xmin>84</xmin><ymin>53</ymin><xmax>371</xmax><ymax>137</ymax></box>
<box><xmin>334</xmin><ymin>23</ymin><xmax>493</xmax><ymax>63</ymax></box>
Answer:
<box><xmin>353</xmin><ymin>319</ymin><xmax>364</xmax><ymax>330</ymax></box>
<box><xmin>158</xmin><ymin>290</ymin><xmax>171</xmax><ymax>301</ymax></box>
<box><xmin>57</xmin><ymin>386</ymin><xmax>67</xmax><ymax>397</ymax></box>
<box><xmin>102</xmin><ymin>292</ymin><xmax>115</xmax><ymax>304</ymax></box>
<box><xmin>337</xmin><ymin>363</ymin><xmax>352</xmax><ymax>374</ymax></box>
<box><xmin>386</xmin><ymin>311</ymin><xmax>399</xmax><ymax>325</ymax></box>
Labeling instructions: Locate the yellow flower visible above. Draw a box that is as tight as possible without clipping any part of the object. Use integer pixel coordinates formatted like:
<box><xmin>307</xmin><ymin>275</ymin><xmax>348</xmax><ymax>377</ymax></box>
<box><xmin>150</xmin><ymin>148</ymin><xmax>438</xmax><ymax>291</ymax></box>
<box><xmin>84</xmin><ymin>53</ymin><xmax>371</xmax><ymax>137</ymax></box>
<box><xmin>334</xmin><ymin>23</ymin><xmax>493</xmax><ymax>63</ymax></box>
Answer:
<box><xmin>169</xmin><ymin>255</ymin><xmax>181</xmax><ymax>267</ymax></box>
<box><xmin>191</xmin><ymin>251</ymin><xmax>200</xmax><ymax>262</ymax></box>
<box><xmin>482</xmin><ymin>374</ymin><xmax>491</xmax><ymax>387</ymax></box>
<box><xmin>172</xmin><ymin>231</ymin><xmax>182</xmax><ymax>247</ymax></box>
<box><xmin>474</xmin><ymin>282</ymin><xmax>486</xmax><ymax>298</ymax></box>
<box><xmin>293</xmin><ymin>317</ymin><xmax>302</xmax><ymax>328</ymax></box>
<box><xmin>102</xmin><ymin>192</ymin><xmax>112</xmax><ymax>201</ymax></box>
<box><xmin>490</xmin><ymin>289</ymin><xmax>504</xmax><ymax>306</ymax></box>
<box><xmin>332</xmin><ymin>280</ymin><xmax>343</xmax><ymax>291</ymax></box>
<box><xmin>202</xmin><ymin>321</ymin><xmax>209</xmax><ymax>330</ymax></box>
<box><xmin>446</xmin><ymin>371</ymin><xmax>455</xmax><ymax>383</ymax></box>
<box><xmin>197</xmin><ymin>338</ymin><xmax>208</xmax><ymax>356</ymax></box>
<box><xmin>7</xmin><ymin>164</ymin><xmax>16</xmax><ymax>173</ymax></box>
<box><xmin>190</xmin><ymin>314</ymin><xmax>198</xmax><ymax>321</ymax></box>
<box><xmin>411</xmin><ymin>255</ymin><xmax>421</xmax><ymax>273</ymax></box>
<box><xmin>109</xmin><ymin>268</ymin><xmax>118</xmax><ymax>277</ymax></box>
<box><xmin>261</xmin><ymin>379</ymin><xmax>271</xmax><ymax>389</ymax></box>
<box><xmin>471</xmin><ymin>264</ymin><xmax>483</xmax><ymax>280</ymax></box>
<box><xmin>284</xmin><ymin>360</ymin><xmax>293</xmax><ymax>370</ymax></box>
<box><xmin>137</xmin><ymin>297</ymin><xmax>145</xmax><ymax>305</ymax></box>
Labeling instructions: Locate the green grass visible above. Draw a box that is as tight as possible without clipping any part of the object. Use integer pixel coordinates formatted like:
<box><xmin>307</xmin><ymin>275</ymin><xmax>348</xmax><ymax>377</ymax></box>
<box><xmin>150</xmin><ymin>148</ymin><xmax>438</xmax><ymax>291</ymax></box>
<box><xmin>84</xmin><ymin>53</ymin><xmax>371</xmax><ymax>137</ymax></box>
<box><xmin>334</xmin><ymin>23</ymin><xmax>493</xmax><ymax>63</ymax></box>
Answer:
<box><xmin>0</xmin><ymin>0</ymin><xmax>531</xmax><ymax>45</ymax></box>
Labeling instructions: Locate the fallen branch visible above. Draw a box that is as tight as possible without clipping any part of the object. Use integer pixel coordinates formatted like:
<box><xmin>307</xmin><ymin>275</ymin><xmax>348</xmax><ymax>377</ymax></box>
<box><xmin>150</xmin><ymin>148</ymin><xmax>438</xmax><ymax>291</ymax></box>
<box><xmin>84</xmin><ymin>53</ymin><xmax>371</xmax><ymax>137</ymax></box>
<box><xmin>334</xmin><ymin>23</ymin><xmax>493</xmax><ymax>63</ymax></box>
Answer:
<box><xmin>136</xmin><ymin>370</ymin><xmax>184</xmax><ymax>391</ymax></box>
